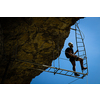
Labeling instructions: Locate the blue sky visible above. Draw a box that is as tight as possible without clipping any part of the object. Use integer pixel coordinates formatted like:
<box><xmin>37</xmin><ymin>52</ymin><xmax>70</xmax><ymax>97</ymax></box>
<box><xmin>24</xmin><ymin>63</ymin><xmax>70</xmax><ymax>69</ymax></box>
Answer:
<box><xmin>30</xmin><ymin>17</ymin><xmax>100</xmax><ymax>84</ymax></box>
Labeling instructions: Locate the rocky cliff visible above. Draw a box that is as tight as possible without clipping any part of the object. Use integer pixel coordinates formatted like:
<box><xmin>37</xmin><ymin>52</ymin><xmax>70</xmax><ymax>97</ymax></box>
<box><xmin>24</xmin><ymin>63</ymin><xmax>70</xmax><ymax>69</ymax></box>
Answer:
<box><xmin>0</xmin><ymin>17</ymin><xmax>83</xmax><ymax>83</ymax></box>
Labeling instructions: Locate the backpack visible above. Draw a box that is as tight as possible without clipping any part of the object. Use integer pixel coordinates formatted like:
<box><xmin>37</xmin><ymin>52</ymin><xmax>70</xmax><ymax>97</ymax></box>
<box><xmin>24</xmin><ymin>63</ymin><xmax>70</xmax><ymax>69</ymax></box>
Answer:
<box><xmin>65</xmin><ymin>48</ymin><xmax>70</xmax><ymax>58</ymax></box>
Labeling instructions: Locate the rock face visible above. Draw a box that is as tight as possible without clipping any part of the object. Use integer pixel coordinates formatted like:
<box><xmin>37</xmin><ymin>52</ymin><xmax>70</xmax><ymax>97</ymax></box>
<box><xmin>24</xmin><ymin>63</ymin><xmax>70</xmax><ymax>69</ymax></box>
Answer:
<box><xmin>0</xmin><ymin>17</ymin><xmax>82</xmax><ymax>83</ymax></box>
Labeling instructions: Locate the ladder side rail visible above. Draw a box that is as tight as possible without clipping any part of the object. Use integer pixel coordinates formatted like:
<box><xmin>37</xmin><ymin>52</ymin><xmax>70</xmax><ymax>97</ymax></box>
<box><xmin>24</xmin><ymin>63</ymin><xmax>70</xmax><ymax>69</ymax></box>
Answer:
<box><xmin>34</xmin><ymin>67</ymin><xmax>83</xmax><ymax>79</ymax></box>
<box><xmin>76</xmin><ymin>23</ymin><xmax>86</xmax><ymax>57</ymax></box>
<box><xmin>33</xmin><ymin>66</ymin><xmax>85</xmax><ymax>79</ymax></box>
<box><xmin>75</xmin><ymin>23</ymin><xmax>79</xmax><ymax>57</ymax></box>
<box><xmin>15</xmin><ymin>59</ymin><xmax>88</xmax><ymax>79</ymax></box>
<box><xmin>77</xmin><ymin>24</ymin><xmax>88</xmax><ymax>67</ymax></box>
<box><xmin>76</xmin><ymin>23</ymin><xmax>85</xmax><ymax>39</ymax></box>
<box><xmin>76</xmin><ymin>23</ymin><xmax>88</xmax><ymax>74</ymax></box>
<box><xmin>15</xmin><ymin>59</ymin><xmax>87</xmax><ymax>75</ymax></box>
<box><xmin>76</xmin><ymin>23</ymin><xmax>85</xmax><ymax>51</ymax></box>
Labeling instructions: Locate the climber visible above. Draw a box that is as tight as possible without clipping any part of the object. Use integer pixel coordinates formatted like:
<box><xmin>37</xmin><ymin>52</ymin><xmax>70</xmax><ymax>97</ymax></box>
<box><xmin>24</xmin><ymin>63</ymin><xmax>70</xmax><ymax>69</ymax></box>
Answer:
<box><xmin>65</xmin><ymin>42</ymin><xmax>87</xmax><ymax>76</ymax></box>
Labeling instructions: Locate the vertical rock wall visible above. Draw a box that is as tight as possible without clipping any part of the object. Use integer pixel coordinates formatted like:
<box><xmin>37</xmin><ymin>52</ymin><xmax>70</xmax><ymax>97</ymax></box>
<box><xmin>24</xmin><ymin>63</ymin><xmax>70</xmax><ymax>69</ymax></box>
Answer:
<box><xmin>0</xmin><ymin>17</ymin><xmax>83</xmax><ymax>83</ymax></box>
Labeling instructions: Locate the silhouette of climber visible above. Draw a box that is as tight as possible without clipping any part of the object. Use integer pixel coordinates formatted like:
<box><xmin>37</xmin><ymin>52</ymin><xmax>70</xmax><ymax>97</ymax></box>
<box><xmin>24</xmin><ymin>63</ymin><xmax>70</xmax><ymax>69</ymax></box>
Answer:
<box><xmin>65</xmin><ymin>42</ymin><xmax>87</xmax><ymax>76</ymax></box>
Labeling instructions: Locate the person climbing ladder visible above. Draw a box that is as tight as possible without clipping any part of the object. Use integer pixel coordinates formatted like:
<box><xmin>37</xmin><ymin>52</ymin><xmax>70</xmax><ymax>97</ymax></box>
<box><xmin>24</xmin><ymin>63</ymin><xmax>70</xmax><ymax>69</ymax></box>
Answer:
<box><xmin>65</xmin><ymin>42</ymin><xmax>87</xmax><ymax>76</ymax></box>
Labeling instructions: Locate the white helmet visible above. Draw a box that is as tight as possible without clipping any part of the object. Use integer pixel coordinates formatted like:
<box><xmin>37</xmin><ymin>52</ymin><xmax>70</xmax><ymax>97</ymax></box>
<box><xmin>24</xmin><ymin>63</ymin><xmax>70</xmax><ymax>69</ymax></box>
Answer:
<box><xmin>68</xmin><ymin>42</ymin><xmax>73</xmax><ymax>47</ymax></box>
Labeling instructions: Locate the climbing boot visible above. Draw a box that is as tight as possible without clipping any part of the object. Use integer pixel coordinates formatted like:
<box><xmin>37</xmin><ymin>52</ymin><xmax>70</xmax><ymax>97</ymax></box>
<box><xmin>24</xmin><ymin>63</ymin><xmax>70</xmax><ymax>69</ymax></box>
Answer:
<box><xmin>74</xmin><ymin>73</ymin><xmax>80</xmax><ymax>76</ymax></box>
<box><xmin>82</xmin><ymin>67</ymin><xmax>87</xmax><ymax>70</ymax></box>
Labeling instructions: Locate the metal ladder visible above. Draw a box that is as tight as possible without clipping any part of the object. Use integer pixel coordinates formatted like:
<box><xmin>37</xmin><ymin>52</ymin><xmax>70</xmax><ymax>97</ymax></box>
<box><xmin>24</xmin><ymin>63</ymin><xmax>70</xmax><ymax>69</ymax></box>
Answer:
<box><xmin>15</xmin><ymin>59</ymin><xmax>87</xmax><ymax>79</ymax></box>
<box><xmin>75</xmin><ymin>23</ymin><xmax>88</xmax><ymax>74</ymax></box>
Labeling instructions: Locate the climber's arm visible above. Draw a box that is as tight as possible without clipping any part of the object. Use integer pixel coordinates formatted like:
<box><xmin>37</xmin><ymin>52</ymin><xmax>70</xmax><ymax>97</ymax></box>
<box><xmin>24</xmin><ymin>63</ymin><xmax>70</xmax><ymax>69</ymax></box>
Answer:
<box><xmin>74</xmin><ymin>50</ymin><xmax>79</xmax><ymax>55</ymax></box>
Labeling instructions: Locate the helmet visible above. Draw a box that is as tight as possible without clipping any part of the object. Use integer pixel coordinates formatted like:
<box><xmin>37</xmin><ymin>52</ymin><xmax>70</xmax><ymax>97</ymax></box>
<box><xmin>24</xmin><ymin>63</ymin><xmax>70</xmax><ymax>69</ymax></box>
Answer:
<box><xmin>68</xmin><ymin>42</ymin><xmax>73</xmax><ymax>47</ymax></box>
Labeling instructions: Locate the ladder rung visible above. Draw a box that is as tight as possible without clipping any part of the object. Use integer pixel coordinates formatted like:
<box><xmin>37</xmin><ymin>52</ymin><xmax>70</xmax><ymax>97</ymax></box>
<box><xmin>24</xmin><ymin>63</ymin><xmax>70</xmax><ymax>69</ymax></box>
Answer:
<box><xmin>48</xmin><ymin>68</ymin><xmax>51</xmax><ymax>71</ymax></box>
<box><xmin>70</xmin><ymin>28</ymin><xmax>77</xmax><ymax>30</ymax></box>
<box><xmin>83</xmin><ymin>63</ymin><xmax>87</xmax><ymax>65</ymax></box>
<box><xmin>79</xmin><ymin>50</ymin><xmax>85</xmax><ymax>52</ymax></box>
<box><xmin>54</xmin><ymin>69</ymin><xmax>59</xmax><ymax>75</ymax></box>
<box><xmin>77</xmin><ymin>33</ymin><xmax>81</xmax><ymax>35</ymax></box>
<box><xmin>77</xmin><ymin>42</ymin><xmax>83</xmax><ymax>43</ymax></box>
<box><xmin>65</xmin><ymin>71</ymin><xmax>69</xmax><ymax>75</ymax></box>
<box><xmin>78</xmin><ymin>46</ymin><xmax>84</xmax><ymax>47</ymax></box>
<box><xmin>83</xmin><ymin>56</ymin><xmax>87</xmax><ymax>59</ymax></box>
<box><xmin>83</xmin><ymin>58</ymin><xmax>87</xmax><ymax>60</ymax></box>
<box><xmin>77</xmin><ymin>37</ymin><xmax>83</xmax><ymax>39</ymax></box>
<box><xmin>71</xmin><ymin>72</ymin><xmax>74</xmax><ymax>76</ymax></box>
<box><xmin>59</xmin><ymin>70</ymin><xmax>63</xmax><ymax>74</ymax></box>
<box><xmin>79</xmin><ymin>54</ymin><xmax>85</xmax><ymax>57</ymax></box>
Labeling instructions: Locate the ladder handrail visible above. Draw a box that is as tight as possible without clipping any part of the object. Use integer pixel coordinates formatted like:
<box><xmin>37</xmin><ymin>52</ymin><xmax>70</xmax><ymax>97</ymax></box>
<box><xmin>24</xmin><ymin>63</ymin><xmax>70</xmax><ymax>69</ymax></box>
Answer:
<box><xmin>75</xmin><ymin>23</ymin><xmax>88</xmax><ymax>74</ymax></box>
<box><xmin>75</xmin><ymin>23</ymin><xmax>85</xmax><ymax>39</ymax></box>
<box><xmin>15</xmin><ymin>59</ymin><xmax>87</xmax><ymax>79</ymax></box>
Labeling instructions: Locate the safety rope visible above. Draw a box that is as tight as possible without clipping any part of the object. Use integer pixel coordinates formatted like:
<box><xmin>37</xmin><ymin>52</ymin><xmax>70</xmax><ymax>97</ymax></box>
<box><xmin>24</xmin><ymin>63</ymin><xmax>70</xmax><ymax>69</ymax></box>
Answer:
<box><xmin>68</xmin><ymin>78</ymin><xmax>79</xmax><ymax>84</ymax></box>
<box><xmin>68</xmin><ymin>74</ymin><xmax>88</xmax><ymax>84</ymax></box>
<box><xmin>86</xmin><ymin>75</ymin><xmax>88</xmax><ymax>84</ymax></box>
<box><xmin>68</xmin><ymin>76</ymin><xmax>88</xmax><ymax>84</ymax></box>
